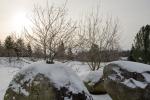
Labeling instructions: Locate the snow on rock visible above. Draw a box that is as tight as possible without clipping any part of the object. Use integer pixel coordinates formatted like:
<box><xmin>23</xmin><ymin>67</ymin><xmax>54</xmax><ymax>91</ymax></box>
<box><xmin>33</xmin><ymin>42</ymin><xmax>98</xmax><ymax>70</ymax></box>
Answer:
<box><xmin>4</xmin><ymin>61</ymin><xmax>93</xmax><ymax>100</ymax></box>
<box><xmin>81</xmin><ymin>70</ymin><xmax>103</xmax><ymax>86</ymax></box>
<box><xmin>19</xmin><ymin>61</ymin><xmax>89</xmax><ymax>94</ymax></box>
<box><xmin>81</xmin><ymin>69</ymin><xmax>107</xmax><ymax>94</ymax></box>
<box><xmin>121</xmin><ymin>78</ymin><xmax>147</xmax><ymax>89</ymax></box>
<box><xmin>110</xmin><ymin>61</ymin><xmax>150</xmax><ymax>88</ymax></box>
<box><xmin>112</xmin><ymin>61</ymin><xmax>150</xmax><ymax>73</ymax></box>
<box><xmin>104</xmin><ymin>61</ymin><xmax>150</xmax><ymax>100</ymax></box>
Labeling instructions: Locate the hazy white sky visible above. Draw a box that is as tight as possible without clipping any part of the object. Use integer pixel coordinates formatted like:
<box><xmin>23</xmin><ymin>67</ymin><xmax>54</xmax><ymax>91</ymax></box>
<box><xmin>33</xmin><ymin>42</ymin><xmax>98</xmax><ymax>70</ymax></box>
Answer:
<box><xmin>0</xmin><ymin>0</ymin><xmax>150</xmax><ymax>50</ymax></box>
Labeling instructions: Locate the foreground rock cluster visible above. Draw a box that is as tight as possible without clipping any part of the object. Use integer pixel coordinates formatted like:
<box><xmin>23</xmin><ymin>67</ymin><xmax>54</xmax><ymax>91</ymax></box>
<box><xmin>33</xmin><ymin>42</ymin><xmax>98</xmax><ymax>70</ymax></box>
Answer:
<box><xmin>4</xmin><ymin>61</ymin><xmax>150</xmax><ymax>100</ymax></box>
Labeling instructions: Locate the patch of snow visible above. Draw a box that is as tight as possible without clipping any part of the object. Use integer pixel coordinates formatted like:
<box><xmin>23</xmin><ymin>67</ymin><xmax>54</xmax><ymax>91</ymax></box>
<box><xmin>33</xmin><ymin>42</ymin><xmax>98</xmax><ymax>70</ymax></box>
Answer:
<box><xmin>64</xmin><ymin>97</ymin><xmax>72</xmax><ymax>100</ymax></box>
<box><xmin>10</xmin><ymin>80</ymin><xmax>29</xmax><ymax>96</ymax></box>
<box><xmin>65</xmin><ymin>61</ymin><xmax>91</xmax><ymax>75</ymax></box>
<box><xmin>108</xmin><ymin>67</ymin><xmax>124</xmax><ymax>81</ymax></box>
<box><xmin>143</xmin><ymin>73</ymin><xmax>150</xmax><ymax>82</ymax></box>
<box><xmin>0</xmin><ymin>57</ymin><xmax>33</xmax><ymax>69</ymax></box>
<box><xmin>112</xmin><ymin>67</ymin><xmax>124</xmax><ymax>79</ymax></box>
<box><xmin>81</xmin><ymin>70</ymin><xmax>103</xmax><ymax>85</ymax></box>
<box><xmin>112</xmin><ymin>61</ymin><xmax>150</xmax><ymax>73</ymax></box>
<box><xmin>65</xmin><ymin>61</ymin><xmax>106</xmax><ymax>76</ymax></box>
<box><xmin>120</xmin><ymin>57</ymin><xmax>128</xmax><ymax>61</ymax></box>
<box><xmin>108</xmin><ymin>75</ymin><xmax>117</xmax><ymax>81</ymax></box>
<box><xmin>121</xmin><ymin>78</ymin><xmax>147</xmax><ymax>88</ymax></box>
<box><xmin>92</xmin><ymin>94</ymin><xmax>112</xmax><ymax>100</ymax></box>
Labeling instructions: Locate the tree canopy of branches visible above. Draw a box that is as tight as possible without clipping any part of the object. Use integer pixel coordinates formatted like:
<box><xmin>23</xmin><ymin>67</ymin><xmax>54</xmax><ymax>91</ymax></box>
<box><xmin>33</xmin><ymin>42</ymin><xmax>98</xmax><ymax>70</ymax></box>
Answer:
<box><xmin>78</xmin><ymin>10</ymin><xmax>120</xmax><ymax>71</ymax></box>
<box><xmin>25</xmin><ymin>3</ymin><xmax>76</xmax><ymax>64</ymax></box>
<box><xmin>129</xmin><ymin>25</ymin><xmax>150</xmax><ymax>64</ymax></box>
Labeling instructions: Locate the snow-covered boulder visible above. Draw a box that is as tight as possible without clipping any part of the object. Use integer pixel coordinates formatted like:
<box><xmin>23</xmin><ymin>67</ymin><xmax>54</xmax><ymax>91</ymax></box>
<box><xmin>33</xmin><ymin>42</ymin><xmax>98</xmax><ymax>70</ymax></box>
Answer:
<box><xmin>81</xmin><ymin>70</ymin><xmax>106</xmax><ymax>94</ymax></box>
<box><xmin>103</xmin><ymin>61</ymin><xmax>150</xmax><ymax>100</ymax></box>
<box><xmin>4</xmin><ymin>62</ymin><xmax>93</xmax><ymax>100</ymax></box>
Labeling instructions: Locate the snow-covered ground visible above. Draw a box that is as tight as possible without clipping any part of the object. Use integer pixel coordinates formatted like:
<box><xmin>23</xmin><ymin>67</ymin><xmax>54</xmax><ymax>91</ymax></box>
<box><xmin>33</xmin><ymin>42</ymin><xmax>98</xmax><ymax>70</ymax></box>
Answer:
<box><xmin>0</xmin><ymin>67</ymin><xmax>19</xmax><ymax>100</ymax></box>
<box><xmin>0</xmin><ymin>58</ymin><xmax>111</xmax><ymax>100</ymax></box>
<box><xmin>92</xmin><ymin>94</ymin><xmax>112</xmax><ymax>100</ymax></box>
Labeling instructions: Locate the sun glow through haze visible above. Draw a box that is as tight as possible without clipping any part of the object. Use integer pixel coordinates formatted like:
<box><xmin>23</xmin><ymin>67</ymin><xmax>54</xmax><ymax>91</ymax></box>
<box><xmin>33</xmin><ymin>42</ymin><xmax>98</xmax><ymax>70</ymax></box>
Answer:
<box><xmin>12</xmin><ymin>11</ymin><xmax>31</xmax><ymax>33</ymax></box>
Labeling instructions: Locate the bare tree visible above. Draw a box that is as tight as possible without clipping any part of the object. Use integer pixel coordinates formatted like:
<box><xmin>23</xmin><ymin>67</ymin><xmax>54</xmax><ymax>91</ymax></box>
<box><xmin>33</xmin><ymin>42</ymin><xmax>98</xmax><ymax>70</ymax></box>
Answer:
<box><xmin>25</xmin><ymin>3</ymin><xmax>76</xmax><ymax>63</ymax></box>
<box><xmin>78</xmin><ymin>9</ymin><xmax>120</xmax><ymax>71</ymax></box>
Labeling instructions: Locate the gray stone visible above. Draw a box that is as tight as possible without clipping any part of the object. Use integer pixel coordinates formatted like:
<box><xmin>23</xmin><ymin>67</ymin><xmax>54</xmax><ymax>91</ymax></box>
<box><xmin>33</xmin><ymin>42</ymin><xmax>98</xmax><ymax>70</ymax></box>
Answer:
<box><xmin>84</xmin><ymin>76</ymin><xmax>106</xmax><ymax>94</ymax></box>
<box><xmin>103</xmin><ymin>63</ymin><xmax>150</xmax><ymax>100</ymax></box>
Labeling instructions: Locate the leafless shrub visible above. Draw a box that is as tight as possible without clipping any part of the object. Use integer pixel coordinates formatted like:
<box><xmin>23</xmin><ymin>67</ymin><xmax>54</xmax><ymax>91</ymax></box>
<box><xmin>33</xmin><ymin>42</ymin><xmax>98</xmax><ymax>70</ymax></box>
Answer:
<box><xmin>78</xmin><ymin>8</ymin><xmax>120</xmax><ymax>71</ymax></box>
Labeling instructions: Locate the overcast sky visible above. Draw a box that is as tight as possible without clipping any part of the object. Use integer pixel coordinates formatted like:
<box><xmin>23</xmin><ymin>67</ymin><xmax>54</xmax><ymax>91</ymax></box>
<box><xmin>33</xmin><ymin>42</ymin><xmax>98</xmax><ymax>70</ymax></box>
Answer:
<box><xmin>0</xmin><ymin>0</ymin><xmax>150</xmax><ymax>50</ymax></box>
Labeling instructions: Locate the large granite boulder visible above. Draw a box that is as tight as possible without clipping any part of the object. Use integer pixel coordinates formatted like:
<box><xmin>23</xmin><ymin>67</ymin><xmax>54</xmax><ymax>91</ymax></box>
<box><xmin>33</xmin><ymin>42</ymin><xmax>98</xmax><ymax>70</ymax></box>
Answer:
<box><xmin>4</xmin><ymin>62</ymin><xmax>93</xmax><ymax>100</ymax></box>
<box><xmin>81</xmin><ymin>70</ymin><xmax>106</xmax><ymax>94</ymax></box>
<box><xmin>103</xmin><ymin>61</ymin><xmax>150</xmax><ymax>100</ymax></box>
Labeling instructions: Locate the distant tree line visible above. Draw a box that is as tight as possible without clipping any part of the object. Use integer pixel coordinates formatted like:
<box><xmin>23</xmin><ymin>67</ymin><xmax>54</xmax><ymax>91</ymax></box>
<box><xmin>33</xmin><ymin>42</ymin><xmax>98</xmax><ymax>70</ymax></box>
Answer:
<box><xmin>0</xmin><ymin>36</ymin><xmax>32</xmax><ymax>62</ymax></box>
<box><xmin>0</xmin><ymin>34</ymin><xmax>124</xmax><ymax>63</ymax></box>
<box><xmin>0</xmin><ymin>35</ymin><xmax>75</xmax><ymax>62</ymax></box>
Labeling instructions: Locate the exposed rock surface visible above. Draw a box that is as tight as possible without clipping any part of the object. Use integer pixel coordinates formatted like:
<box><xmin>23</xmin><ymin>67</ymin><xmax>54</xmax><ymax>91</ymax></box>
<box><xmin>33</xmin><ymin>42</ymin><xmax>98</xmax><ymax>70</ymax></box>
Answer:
<box><xmin>103</xmin><ymin>61</ymin><xmax>150</xmax><ymax>100</ymax></box>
